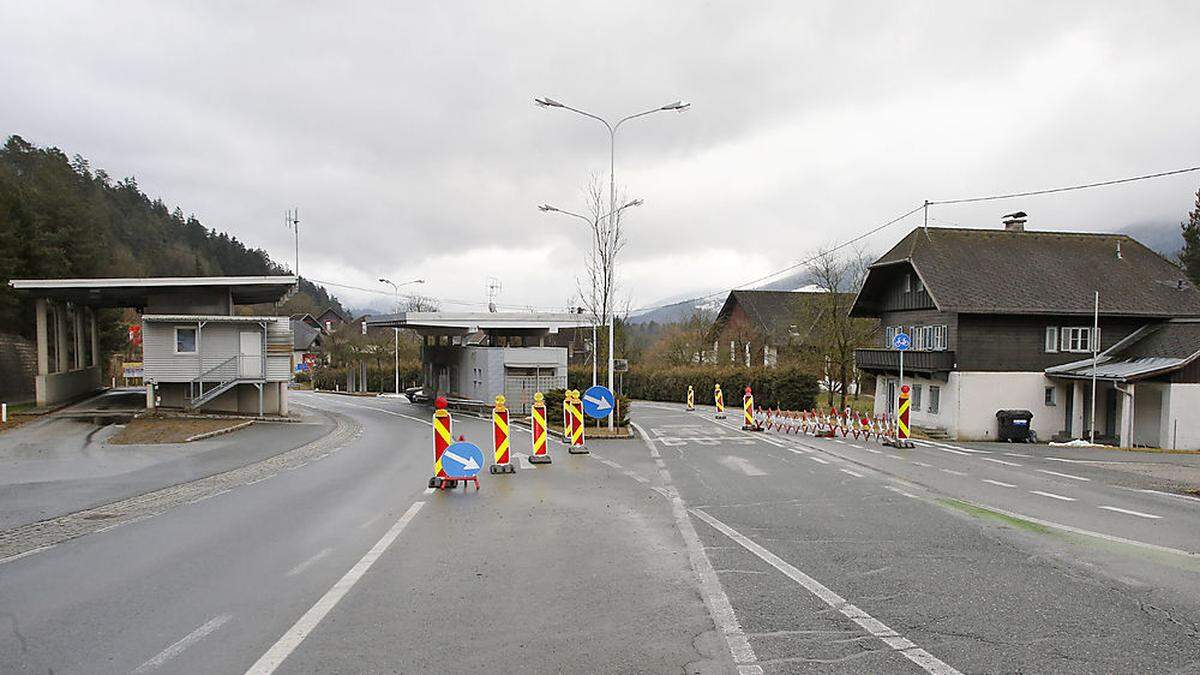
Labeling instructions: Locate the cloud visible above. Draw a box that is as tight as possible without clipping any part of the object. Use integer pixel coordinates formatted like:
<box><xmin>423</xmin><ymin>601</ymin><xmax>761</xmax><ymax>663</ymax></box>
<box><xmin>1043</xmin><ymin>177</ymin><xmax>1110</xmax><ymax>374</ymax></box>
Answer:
<box><xmin>2</xmin><ymin>1</ymin><xmax>1198</xmax><ymax>311</ymax></box>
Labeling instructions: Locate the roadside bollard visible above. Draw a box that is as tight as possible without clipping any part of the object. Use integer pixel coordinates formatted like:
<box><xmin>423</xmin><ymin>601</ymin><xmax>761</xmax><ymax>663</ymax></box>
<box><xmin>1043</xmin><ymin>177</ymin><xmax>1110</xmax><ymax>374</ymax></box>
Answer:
<box><xmin>742</xmin><ymin>386</ymin><xmax>756</xmax><ymax>430</ymax></box>
<box><xmin>429</xmin><ymin>396</ymin><xmax>453</xmax><ymax>489</ymax></box>
<box><xmin>529</xmin><ymin>392</ymin><xmax>551</xmax><ymax>464</ymax></box>
<box><xmin>490</xmin><ymin>394</ymin><xmax>515</xmax><ymax>474</ymax></box>
<box><xmin>895</xmin><ymin>385</ymin><xmax>914</xmax><ymax>448</ymax></box>
<box><xmin>686</xmin><ymin>385</ymin><xmax>695</xmax><ymax>411</ymax></box>
<box><xmin>562</xmin><ymin>392</ymin><xmax>571</xmax><ymax>442</ymax></box>
<box><xmin>714</xmin><ymin>384</ymin><xmax>726</xmax><ymax>419</ymax></box>
<box><xmin>569</xmin><ymin>390</ymin><xmax>588</xmax><ymax>454</ymax></box>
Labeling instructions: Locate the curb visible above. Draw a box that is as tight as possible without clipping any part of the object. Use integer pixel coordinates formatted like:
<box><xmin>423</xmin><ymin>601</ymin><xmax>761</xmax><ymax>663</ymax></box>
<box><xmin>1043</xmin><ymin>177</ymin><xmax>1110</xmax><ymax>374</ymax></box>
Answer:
<box><xmin>185</xmin><ymin>420</ymin><xmax>255</xmax><ymax>443</ymax></box>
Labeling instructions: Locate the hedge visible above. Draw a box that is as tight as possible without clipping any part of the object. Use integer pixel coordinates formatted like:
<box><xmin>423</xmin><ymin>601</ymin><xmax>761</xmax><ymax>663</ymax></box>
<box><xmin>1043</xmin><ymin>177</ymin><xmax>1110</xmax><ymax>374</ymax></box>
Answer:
<box><xmin>621</xmin><ymin>365</ymin><xmax>817</xmax><ymax>411</ymax></box>
<box><xmin>544</xmin><ymin>386</ymin><xmax>631</xmax><ymax>428</ymax></box>
<box><xmin>312</xmin><ymin>363</ymin><xmax>422</xmax><ymax>394</ymax></box>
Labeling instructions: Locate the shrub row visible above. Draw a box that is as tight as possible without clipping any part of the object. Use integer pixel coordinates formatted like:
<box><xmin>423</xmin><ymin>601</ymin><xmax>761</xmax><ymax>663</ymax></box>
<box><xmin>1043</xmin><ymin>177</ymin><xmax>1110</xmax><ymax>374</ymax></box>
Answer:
<box><xmin>621</xmin><ymin>365</ymin><xmax>818</xmax><ymax>411</ymax></box>
<box><xmin>543</xmin><ymin>386</ymin><xmax>631</xmax><ymax>428</ymax></box>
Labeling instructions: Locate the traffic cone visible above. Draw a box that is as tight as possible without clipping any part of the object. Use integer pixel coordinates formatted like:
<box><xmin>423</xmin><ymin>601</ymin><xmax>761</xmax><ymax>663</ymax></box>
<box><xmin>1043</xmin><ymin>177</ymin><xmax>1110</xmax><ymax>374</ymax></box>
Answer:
<box><xmin>490</xmin><ymin>395</ymin><xmax>515</xmax><ymax>474</ymax></box>
<box><xmin>529</xmin><ymin>392</ymin><xmax>551</xmax><ymax>464</ymax></box>
<box><xmin>429</xmin><ymin>397</ymin><xmax>453</xmax><ymax>489</ymax></box>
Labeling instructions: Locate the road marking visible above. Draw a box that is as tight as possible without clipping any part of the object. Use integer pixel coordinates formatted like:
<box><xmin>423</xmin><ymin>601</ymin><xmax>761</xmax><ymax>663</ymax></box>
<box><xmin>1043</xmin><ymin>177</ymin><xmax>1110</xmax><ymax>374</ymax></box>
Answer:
<box><xmin>849</xmin><ymin>443</ymin><xmax>864</xmax><ymax>449</ymax></box>
<box><xmin>921</xmin><ymin>439</ymin><xmax>990</xmax><ymax>454</ymax></box>
<box><xmin>1030</xmin><ymin>490</ymin><xmax>1076</xmax><ymax>502</ymax></box>
<box><xmin>809</xmin><ymin>456</ymin><xmax>829</xmax><ymax>465</ymax></box>
<box><xmin>245</xmin><ymin>501</ymin><xmax>425</xmax><ymax>675</ymax></box>
<box><xmin>0</xmin><ymin>544</ymin><xmax>54</xmax><ymax>566</ymax></box>
<box><xmin>134</xmin><ymin>614</ymin><xmax>232</xmax><ymax>673</ymax></box>
<box><xmin>887</xmin><ymin>454</ymin><xmax>904</xmax><ymax>460</ymax></box>
<box><xmin>285</xmin><ymin>547</ymin><xmax>333</xmax><ymax>577</ymax></box>
<box><xmin>1004</xmin><ymin>452</ymin><xmax>1031</xmax><ymax>458</ymax></box>
<box><xmin>833</xmin><ymin>439</ymin><xmax>845</xmax><ymax>444</ymax></box>
<box><xmin>981</xmin><ymin>457</ymin><xmax>1022</xmax><ymax>467</ymax></box>
<box><xmin>911</xmin><ymin>461</ymin><xmax>932</xmax><ymax>468</ymax></box>
<box><xmin>631</xmin><ymin>423</ymin><xmax>760</xmax><ymax>673</ymax></box>
<box><xmin>928</xmin><ymin>446</ymin><xmax>971</xmax><ymax>456</ymax></box>
<box><xmin>1099</xmin><ymin>505</ymin><xmax>1163</xmax><ymax>520</ymax></box>
<box><xmin>720</xmin><ymin>456</ymin><xmax>768</xmax><ymax>476</ymax></box>
<box><xmin>423</xmin><ymin>487</ymin><xmax>436</xmax><ymax>495</ymax></box>
<box><xmin>1119</xmin><ymin>487</ymin><xmax>1200</xmax><ymax>505</ymax></box>
<box><xmin>1035</xmin><ymin>469</ymin><xmax>1091</xmax><ymax>482</ymax></box>
<box><xmin>884</xmin><ymin>485</ymin><xmax>920</xmax><ymax>499</ymax></box>
<box><xmin>840</xmin><ymin>469</ymin><xmax>863</xmax><ymax>478</ymax></box>
<box><xmin>982</xmin><ymin>479</ymin><xmax>1017</xmax><ymax>488</ymax></box>
<box><xmin>1045</xmin><ymin>456</ymin><xmax>1120</xmax><ymax>464</ymax></box>
<box><xmin>690</xmin><ymin>508</ymin><xmax>961</xmax><ymax>675</ymax></box>
<box><xmin>939</xmin><ymin>468</ymin><xmax>967</xmax><ymax>476</ymax></box>
<box><xmin>863</xmin><ymin>447</ymin><xmax>884</xmax><ymax>455</ymax></box>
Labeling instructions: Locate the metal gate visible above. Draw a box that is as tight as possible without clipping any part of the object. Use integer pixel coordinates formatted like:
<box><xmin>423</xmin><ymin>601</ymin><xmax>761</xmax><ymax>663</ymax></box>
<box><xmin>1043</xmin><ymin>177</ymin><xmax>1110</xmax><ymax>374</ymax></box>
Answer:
<box><xmin>504</xmin><ymin>372</ymin><xmax>565</xmax><ymax>413</ymax></box>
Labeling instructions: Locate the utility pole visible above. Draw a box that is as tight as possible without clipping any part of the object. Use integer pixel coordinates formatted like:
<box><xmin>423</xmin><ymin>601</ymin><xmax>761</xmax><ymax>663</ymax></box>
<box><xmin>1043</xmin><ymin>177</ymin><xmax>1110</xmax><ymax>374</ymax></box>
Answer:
<box><xmin>1090</xmin><ymin>291</ymin><xmax>1099</xmax><ymax>444</ymax></box>
<box><xmin>285</xmin><ymin>208</ymin><xmax>300</xmax><ymax>279</ymax></box>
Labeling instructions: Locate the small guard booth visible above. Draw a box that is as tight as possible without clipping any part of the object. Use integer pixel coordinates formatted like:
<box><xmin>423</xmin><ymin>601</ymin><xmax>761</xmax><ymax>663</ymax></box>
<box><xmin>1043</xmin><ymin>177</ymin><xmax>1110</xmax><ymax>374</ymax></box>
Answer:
<box><xmin>366</xmin><ymin>311</ymin><xmax>591</xmax><ymax>411</ymax></box>
<box><xmin>9</xmin><ymin>276</ymin><xmax>296</xmax><ymax>415</ymax></box>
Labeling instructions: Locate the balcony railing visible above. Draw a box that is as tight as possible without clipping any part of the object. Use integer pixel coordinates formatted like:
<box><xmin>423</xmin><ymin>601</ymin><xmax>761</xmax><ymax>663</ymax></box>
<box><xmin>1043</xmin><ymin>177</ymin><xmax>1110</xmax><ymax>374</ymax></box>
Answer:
<box><xmin>855</xmin><ymin>349</ymin><xmax>956</xmax><ymax>374</ymax></box>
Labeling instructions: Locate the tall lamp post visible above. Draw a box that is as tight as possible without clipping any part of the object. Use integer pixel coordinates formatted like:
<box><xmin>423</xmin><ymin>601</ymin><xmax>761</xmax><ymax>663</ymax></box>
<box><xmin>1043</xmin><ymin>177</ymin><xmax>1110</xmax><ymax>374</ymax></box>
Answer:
<box><xmin>536</xmin><ymin>96</ymin><xmax>689</xmax><ymax>428</ymax></box>
<box><xmin>378</xmin><ymin>277</ymin><xmax>425</xmax><ymax>396</ymax></box>
<box><xmin>539</xmin><ymin>200</ymin><xmax>642</xmax><ymax>388</ymax></box>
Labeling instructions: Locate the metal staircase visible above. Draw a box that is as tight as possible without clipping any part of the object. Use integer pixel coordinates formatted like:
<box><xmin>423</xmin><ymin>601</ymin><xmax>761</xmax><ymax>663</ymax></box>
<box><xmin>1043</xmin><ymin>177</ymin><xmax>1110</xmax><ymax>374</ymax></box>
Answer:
<box><xmin>189</xmin><ymin>356</ymin><xmax>245</xmax><ymax>409</ymax></box>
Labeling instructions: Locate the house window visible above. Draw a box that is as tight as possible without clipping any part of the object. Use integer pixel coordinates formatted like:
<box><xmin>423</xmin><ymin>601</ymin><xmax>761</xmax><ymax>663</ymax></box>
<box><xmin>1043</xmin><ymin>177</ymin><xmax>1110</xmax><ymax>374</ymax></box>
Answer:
<box><xmin>928</xmin><ymin>385</ymin><xmax>940</xmax><ymax>414</ymax></box>
<box><xmin>1045</xmin><ymin>327</ymin><xmax>1059</xmax><ymax>353</ymax></box>
<box><xmin>914</xmin><ymin>276</ymin><xmax>924</xmax><ymax>292</ymax></box>
<box><xmin>903</xmin><ymin>274</ymin><xmax>912</xmax><ymax>293</ymax></box>
<box><xmin>1045</xmin><ymin>387</ymin><xmax>1056</xmax><ymax>406</ymax></box>
<box><xmin>175</xmin><ymin>327</ymin><xmax>197</xmax><ymax>354</ymax></box>
<box><xmin>1061</xmin><ymin>327</ymin><xmax>1097</xmax><ymax>353</ymax></box>
<box><xmin>885</xmin><ymin>326</ymin><xmax>895</xmax><ymax>348</ymax></box>
<box><xmin>934</xmin><ymin>325</ymin><xmax>947</xmax><ymax>351</ymax></box>
<box><xmin>912</xmin><ymin>384</ymin><xmax>922</xmax><ymax>410</ymax></box>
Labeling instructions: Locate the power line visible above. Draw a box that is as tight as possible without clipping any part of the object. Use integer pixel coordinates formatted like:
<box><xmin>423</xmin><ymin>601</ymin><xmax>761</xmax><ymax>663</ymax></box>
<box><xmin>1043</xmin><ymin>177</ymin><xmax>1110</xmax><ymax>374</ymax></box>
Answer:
<box><xmin>304</xmin><ymin>276</ymin><xmax>557</xmax><ymax>312</ymax></box>
<box><xmin>629</xmin><ymin>203</ymin><xmax>926</xmax><ymax>313</ymax></box>
<box><xmin>927</xmin><ymin>165</ymin><xmax>1200</xmax><ymax>206</ymax></box>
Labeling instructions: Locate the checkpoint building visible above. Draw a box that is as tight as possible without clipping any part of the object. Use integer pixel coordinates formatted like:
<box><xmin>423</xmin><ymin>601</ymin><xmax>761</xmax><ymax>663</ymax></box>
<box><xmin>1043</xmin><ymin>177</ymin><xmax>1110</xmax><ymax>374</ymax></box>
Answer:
<box><xmin>9</xmin><ymin>276</ymin><xmax>296</xmax><ymax>416</ymax></box>
<box><xmin>366</xmin><ymin>311</ymin><xmax>592</xmax><ymax>411</ymax></box>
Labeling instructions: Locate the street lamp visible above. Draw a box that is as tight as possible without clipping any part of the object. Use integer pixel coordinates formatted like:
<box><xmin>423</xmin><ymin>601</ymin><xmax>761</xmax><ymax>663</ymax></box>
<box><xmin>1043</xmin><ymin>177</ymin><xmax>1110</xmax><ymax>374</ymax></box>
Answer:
<box><xmin>536</xmin><ymin>95</ymin><xmax>688</xmax><ymax>428</ymax></box>
<box><xmin>378</xmin><ymin>277</ymin><xmax>425</xmax><ymax>396</ymax></box>
<box><xmin>539</xmin><ymin>199</ymin><xmax>643</xmax><ymax>388</ymax></box>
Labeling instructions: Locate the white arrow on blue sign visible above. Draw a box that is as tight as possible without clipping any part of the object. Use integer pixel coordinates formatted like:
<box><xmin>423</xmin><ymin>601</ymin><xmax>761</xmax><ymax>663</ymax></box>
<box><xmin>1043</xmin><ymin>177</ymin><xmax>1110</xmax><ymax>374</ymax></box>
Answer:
<box><xmin>440</xmin><ymin>441</ymin><xmax>484</xmax><ymax>477</ymax></box>
<box><xmin>582</xmin><ymin>385</ymin><xmax>615</xmax><ymax>419</ymax></box>
<box><xmin>892</xmin><ymin>332</ymin><xmax>911</xmax><ymax>351</ymax></box>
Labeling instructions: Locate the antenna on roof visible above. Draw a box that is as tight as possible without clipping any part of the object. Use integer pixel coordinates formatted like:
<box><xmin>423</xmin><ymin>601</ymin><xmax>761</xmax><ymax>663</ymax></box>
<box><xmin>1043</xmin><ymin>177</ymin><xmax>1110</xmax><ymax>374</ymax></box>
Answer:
<box><xmin>486</xmin><ymin>276</ymin><xmax>502</xmax><ymax>313</ymax></box>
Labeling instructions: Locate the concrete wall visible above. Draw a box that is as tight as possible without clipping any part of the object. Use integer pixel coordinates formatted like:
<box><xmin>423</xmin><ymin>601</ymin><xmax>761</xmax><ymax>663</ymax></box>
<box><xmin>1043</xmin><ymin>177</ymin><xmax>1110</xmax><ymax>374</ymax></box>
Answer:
<box><xmin>0</xmin><ymin>332</ymin><xmax>37</xmax><ymax>403</ymax></box>
<box><xmin>35</xmin><ymin>365</ymin><xmax>103</xmax><ymax>407</ymax></box>
<box><xmin>156</xmin><ymin>381</ymin><xmax>285</xmax><ymax>415</ymax></box>
<box><xmin>1133</xmin><ymin>383</ymin><xmax>1165</xmax><ymax>447</ymax></box>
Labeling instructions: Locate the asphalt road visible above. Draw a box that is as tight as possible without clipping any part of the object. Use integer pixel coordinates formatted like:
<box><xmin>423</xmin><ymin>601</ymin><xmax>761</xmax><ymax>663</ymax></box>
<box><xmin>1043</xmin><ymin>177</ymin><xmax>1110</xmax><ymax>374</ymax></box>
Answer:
<box><xmin>1</xmin><ymin>393</ymin><xmax>1198</xmax><ymax>673</ymax></box>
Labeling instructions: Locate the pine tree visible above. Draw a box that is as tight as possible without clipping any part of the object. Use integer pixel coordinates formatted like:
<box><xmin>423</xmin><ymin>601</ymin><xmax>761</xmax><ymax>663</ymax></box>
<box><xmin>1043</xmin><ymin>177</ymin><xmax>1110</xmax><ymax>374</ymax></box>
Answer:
<box><xmin>1182</xmin><ymin>187</ymin><xmax>1200</xmax><ymax>287</ymax></box>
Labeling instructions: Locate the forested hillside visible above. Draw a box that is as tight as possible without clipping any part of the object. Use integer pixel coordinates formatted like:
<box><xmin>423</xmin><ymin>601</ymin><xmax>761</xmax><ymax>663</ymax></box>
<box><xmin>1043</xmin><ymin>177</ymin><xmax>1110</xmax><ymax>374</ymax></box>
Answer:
<box><xmin>0</xmin><ymin>135</ymin><xmax>341</xmax><ymax>343</ymax></box>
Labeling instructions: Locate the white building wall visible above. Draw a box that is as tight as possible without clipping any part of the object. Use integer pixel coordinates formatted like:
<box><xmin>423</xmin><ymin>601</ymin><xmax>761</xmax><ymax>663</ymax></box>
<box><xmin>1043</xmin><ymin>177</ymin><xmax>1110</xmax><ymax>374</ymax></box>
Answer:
<box><xmin>1164</xmin><ymin>383</ymin><xmax>1200</xmax><ymax>450</ymax></box>
<box><xmin>1132</xmin><ymin>383</ymin><xmax>1165</xmax><ymax>448</ymax></box>
<box><xmin>950</xmin><ymin>372</ymin><xmax>1068</xmax><ymax>441</ymax></box>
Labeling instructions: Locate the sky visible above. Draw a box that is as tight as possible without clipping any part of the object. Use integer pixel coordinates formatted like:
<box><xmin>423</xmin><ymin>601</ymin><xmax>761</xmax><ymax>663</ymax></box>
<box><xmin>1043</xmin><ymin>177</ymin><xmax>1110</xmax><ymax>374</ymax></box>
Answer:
<box><xmin>3</xmin><ymin>1</ymin><xmax>1200</xmax><ymax>314</ymax></box>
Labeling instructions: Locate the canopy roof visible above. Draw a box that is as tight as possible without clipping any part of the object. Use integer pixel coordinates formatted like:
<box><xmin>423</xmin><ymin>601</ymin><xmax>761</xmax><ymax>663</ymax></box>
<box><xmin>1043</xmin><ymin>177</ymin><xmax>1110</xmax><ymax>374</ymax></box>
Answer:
<box><xmin>367</xmin><ymin>311</ymin><xmax>591</xmax><ymax>335</ymax></box>
<box><xmin>9</xmin><ymin>276</ymin><xmax>296</xmax><ymax>307</ymax></box>
<box><xmin>1046</xmin><ymin>320</ymin><xmax>1200</xmax><ymax>382</ymax></box>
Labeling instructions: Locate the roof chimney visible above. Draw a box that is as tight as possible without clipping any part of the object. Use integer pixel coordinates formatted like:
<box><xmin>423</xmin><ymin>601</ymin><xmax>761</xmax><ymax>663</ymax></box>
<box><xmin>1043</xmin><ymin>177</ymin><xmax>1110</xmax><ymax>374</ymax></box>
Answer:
<box><xmin>1001</xmin><ymin>211</ymin><xmax>1027</xmax><ymax>232</ymax></box>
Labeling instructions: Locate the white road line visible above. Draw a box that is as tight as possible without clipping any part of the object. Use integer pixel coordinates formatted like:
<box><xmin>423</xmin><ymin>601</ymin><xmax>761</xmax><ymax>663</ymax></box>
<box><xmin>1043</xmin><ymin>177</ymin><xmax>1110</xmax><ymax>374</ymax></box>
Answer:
<box><xmin>883</xmin><ymin>485</ymin><xmax>919</xmax><ymax>499</ymax></box>
<box><xmin>423</xmin><ymin>487</ymin><xmax>436</xmax><ymax>495</ymax></box>
<box><xmin>849</xmin><ymin>444</ymin><xmax>864</xmax><ymax>449</ymax></box>
<box><xmin>1035</xmin><ymin>469</ymin><xmax>1091</xmax><ymax>482</ymax></box>
<box><xmin>1099</xmin><ymin>505</ymin><xmax>1163</xmax><ymax>520</ymax></box>
<box><xmin>245</xmin><ymin>501</ymin><xmax>425</xmax><ymax>675</ymax></box>
<box><xmin>285</xmin><ymin>547</ymin><xmax>333</xmax><ymax>577</ymax></box>
<box><xmin>833</xmin><ymin>439</ymin><xmax>845</xmax><ymax>444</ymax></box>
<box><xmin>929</xmin><ymin>446</ymin><xmax>971</xmax><ymax>456</ymax></box>
<box><xmin>886</xmin><ymin>454</ymin><xmax>904</xmax><ymax>460</ymax></box>
<box><xmin>1004</xmin><ymin>452</ymin><xmax>1031</xmax><ymax>458</ymax></box>
<box><xmin>921</xmin><ymin>439</ymin><xmax>990</xmax><ymax>454</ymax></box>
<box><xmin>939</xmin><ymin>468</ymin><xmax>967</xmax><ymax>476</ymax></box>
<box><xmin>0</xmin><ymin>544</ymin><xmax>54</xmax><ymax>566</ymax></box>
<box><xmin>134</xmin><ymin>614</ymin><xmax>232</xmax><ymax>673</ymax></box>
<box><xmin>982</xmin><ymin>479</ymin><xmax>1017</xmax><ymax>488</ymax></box>
<box><xmin>690</xmin><ymin>508</ymin><xmax>961</xmax><ymax>675</ymax></box>
<box><xmin>1029</xmin><ymin>490</ymin><xmax>1076</xmax><ymax>502</ymax></box>
<box><xmin>720</xmin><ymin>456</ymin><xmax>768</xmax><ymax>476</ymax></box>
<box><xmin>840</xmin><ymin>469</ymin><xmax>863</xmax><ymax>478</ymax></box>
<box><xmin>981</xmin><ymin>457</ymin><xmax>1022</xmax><ymax>467</ymax></box>
<box><xmin>1123</xmin><ymin>487</ymin><xmax>1200</xmax><ymax>505</ymax></box>
<box><xmin>864</xmin><ymin>447</ymin><xmax>884</xmax><ymax>455</ymax></box>
<box><xmin>632</xmin><ymin>423</ymin><xmax>760</xmax><ymax>673</ymax></box>
<box><xmin>809</xmin><ymin>456</ymin><xmax>829</xmax><ymax>465</ymax></box>
<box><xmin>911</xmin><ymin>461</ymin><xmax>932</xmax><ymax>468</ymax></box>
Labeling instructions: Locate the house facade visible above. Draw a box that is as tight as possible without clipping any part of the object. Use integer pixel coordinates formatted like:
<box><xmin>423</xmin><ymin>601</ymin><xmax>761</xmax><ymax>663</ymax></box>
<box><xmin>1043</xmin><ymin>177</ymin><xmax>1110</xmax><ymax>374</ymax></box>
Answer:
<box><xmin>850</xmin><ymin>218</ymin><xmax>1200</xmax><ymax>447</ymax></box>
<box><xmin>711</xmin><ymin>289</ymin><xmax>837</xmax><ymax>367</ymax></box>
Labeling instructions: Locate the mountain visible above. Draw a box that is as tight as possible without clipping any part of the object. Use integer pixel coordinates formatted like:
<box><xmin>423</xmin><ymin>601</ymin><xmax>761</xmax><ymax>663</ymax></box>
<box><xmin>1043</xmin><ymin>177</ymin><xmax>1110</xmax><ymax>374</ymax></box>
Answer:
<box><xmin>628</xmin><ymin>268</ymin><xmax>813</xmax><ymax>324</ymax></box>
<box><xmin>1120</xmin><ymin>220</ymin><xmax>1183</xmax><ymax>260</ymax></box>
<box><xmin>0</xmin><ymin>134</ymin><xmax>343</xmax><ymax>344</ymax></box>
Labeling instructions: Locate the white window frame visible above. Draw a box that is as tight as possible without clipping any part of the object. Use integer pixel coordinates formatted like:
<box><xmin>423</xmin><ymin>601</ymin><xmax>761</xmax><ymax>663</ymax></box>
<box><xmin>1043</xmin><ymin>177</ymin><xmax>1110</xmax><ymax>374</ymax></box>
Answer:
<box><xmin>935</xmin><ymin>325</ymin><xmax>947</xmax><ymax>351</ymax></box>
<box><xmin>1045</xmin><ymin>326</ymin><xmax>1059</xmax><ymax>353</ymax></box>
<box><xmin>1061</xmin><ymin>327</ymin><xmax>1095</xmax><ymax>353</ymax></box>
<box><xmin>174</xmin><ymin>326</ymin><xmax>198</xmax><ymax>354</ymax></box>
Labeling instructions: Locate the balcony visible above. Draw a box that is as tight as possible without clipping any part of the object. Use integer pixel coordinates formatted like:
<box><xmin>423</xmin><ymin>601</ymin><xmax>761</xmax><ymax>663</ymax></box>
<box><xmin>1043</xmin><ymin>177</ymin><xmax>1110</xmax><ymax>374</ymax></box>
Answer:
<box><xmin>855</xmin><ymin>349</ymin><xmax>956</xmax><ymax>375</ymax></box>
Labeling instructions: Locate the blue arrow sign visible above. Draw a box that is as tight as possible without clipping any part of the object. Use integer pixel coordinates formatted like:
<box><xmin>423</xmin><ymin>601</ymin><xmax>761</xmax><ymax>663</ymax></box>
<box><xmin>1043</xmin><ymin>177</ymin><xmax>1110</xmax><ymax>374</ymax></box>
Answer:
<box><xmin>892</xmin><ymin>332</ymin><xmax>911</xmax><ymax>351</ymax></box>
<box><xmin>582</xmin><ymin>385</ymin><xmax>615</xmax><ymax>419</ymax></box>
<box><xmin>440</xmin><ymin>441</ymin><xmax>484</xmax><ymax>477</ymax></box>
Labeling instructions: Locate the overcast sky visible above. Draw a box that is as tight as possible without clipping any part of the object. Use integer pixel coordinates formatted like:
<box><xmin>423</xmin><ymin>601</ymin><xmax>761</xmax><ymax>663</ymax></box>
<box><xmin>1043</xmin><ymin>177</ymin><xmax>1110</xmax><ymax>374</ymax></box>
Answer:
<box><xmin>4</xmin><ymin>2</ymin><xmax>1200</xmax><ymax>313</ymax></box>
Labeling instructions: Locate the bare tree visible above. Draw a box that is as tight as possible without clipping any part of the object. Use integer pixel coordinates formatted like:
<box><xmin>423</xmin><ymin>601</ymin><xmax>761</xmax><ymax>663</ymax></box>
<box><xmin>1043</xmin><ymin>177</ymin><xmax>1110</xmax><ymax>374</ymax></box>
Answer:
<box><xmin>803</xmin><ymin>246</ymin><xmax>878</xmax><ymax>409</ymax></box>
<box><xmin>574</xmin><ymin>172</ymin><xmax>627</xmax><ymax>367</ymax></box>
<box><xmin>404</xmin><ymin>294</ymin><xmax>441</xmax><ymax>312</ymax></box>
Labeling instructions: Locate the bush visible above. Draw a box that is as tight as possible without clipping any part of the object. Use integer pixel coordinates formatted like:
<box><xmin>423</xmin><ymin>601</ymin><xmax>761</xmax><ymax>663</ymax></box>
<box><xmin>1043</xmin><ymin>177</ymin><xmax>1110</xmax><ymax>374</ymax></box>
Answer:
<box><xmin>312</xmin><ymin>362</ymin><xmax>422</xmax><ymax>393</ymax></box>
<box><xmin>545</xmin><ymin>384</ymin><xmax>630</xmax><ymax>428</ymax></box>
<box><xmin>622</xmin><ymin>365</ymin><xmax>818</xmax><ymax>411</ymax></box>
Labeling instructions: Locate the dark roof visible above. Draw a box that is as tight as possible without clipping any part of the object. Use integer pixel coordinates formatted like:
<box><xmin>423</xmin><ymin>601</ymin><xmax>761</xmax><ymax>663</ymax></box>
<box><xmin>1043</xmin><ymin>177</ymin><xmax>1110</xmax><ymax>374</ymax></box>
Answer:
<box><xmin>857</xmin><ymin>227</ymin><xmax>1200</xmax><ymax>317</ymax></box>
<box><xmin>714</xmin><ymin>290</ymin><xmax>838</xmax><ymax>336</ymax></box>
<box><xmin>1046</xmin><ymin>319</ymin><xmax>1200</xmax><ymax>382</ymax></box>
<box><xmin>315</xmin><ymin>306</ymin><xmax>351</xmax><ymax>323</ymax></box>
<box><xmin>291</xmin><ymin>319</ymin><xmax>323</xmax><ymax>350</ymax></box>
